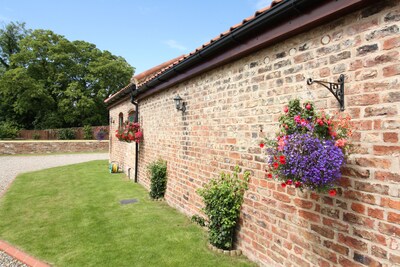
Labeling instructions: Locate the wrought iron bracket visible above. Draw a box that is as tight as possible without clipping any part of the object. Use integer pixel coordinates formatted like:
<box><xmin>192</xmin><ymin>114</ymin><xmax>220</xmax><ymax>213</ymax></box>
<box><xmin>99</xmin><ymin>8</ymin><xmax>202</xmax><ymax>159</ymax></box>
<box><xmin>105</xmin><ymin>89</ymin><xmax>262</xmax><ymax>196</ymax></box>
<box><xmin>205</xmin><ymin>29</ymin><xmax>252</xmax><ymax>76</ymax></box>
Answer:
<box><xmin>307</xmin><ymin>74</ymin><xmax>345</xmax><ymax>111</ymax></box>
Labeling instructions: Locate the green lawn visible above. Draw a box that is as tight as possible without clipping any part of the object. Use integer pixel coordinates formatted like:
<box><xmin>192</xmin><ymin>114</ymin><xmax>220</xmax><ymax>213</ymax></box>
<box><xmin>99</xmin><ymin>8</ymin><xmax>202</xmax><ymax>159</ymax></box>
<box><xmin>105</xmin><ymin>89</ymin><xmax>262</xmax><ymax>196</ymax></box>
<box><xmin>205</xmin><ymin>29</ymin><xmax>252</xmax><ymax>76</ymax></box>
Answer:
<box><xmin>0</xmin><ymin>160</ymin><xmax>255</xmax><ymax>267</ymax></box>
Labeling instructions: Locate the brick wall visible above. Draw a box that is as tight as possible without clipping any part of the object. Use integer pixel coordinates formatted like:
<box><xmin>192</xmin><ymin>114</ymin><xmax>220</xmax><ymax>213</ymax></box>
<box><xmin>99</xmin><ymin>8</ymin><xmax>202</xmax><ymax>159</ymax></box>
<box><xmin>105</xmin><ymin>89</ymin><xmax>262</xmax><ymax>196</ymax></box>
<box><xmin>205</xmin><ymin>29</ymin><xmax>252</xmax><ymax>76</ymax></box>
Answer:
<box><xmin>111</xmin><ymin>2</ymin><xmax>400</xmax><ymax>266</ymax></box>
<box><xmin>0</xmin><ymin>140</ymin><xmax>108</xmax><ymax>155</ymax></box>
<box><xmin>109</xmin><ymin>100</ymin><xmax>137</xmax><ymax>179</ymax></box>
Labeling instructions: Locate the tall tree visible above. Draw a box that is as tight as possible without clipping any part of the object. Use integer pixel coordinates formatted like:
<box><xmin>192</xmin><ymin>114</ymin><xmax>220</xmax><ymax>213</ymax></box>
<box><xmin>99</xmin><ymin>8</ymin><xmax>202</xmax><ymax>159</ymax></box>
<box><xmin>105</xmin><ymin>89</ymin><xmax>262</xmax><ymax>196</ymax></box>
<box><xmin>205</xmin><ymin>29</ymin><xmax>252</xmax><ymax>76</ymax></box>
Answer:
<box><xmin>0</xmin><ymin>22</ymin><xmax>30</xmax><ymax>70</ymax></box>
<box><xmin>0</xmin><ymin>24</ymin><xmax>134</xmax><ymax>129</ymax></box>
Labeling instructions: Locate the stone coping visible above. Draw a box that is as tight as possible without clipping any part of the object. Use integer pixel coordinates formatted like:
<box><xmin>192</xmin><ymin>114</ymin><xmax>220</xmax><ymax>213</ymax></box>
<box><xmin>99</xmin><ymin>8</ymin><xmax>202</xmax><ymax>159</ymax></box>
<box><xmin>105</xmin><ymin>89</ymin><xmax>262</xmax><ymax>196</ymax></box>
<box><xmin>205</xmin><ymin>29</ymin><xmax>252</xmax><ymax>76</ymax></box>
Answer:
<box><xmin>0</xmin><ymin>240</ymin><xmax>51</xmax><ymax>267</ymax></box>
<box><xmin>207</xmin><ymin>243</ymin><xmax>242</xmax><ymax>256</ymax></box>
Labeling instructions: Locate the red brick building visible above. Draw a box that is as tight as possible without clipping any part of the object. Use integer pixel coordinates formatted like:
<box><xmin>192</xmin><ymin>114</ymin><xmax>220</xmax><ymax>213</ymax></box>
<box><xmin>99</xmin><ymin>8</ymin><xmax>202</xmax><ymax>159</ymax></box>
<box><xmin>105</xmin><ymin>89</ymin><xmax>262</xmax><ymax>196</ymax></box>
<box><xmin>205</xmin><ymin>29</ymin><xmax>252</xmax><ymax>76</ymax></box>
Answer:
<box><xmin>105</xmin><ymin>1</ymin><xmax>400</xmax><ymax>266</ymax></box>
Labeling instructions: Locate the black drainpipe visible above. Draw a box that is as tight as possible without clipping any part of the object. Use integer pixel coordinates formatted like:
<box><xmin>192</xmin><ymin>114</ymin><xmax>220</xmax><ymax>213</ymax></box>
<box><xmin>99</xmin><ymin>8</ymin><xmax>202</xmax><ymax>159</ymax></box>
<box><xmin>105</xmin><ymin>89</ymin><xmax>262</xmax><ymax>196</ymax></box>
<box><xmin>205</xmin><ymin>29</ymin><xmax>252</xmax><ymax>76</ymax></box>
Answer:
<box><xmin>130</xmin><ymin>84</ymin><xmax>139</xmax><ymax>183</ymax></box>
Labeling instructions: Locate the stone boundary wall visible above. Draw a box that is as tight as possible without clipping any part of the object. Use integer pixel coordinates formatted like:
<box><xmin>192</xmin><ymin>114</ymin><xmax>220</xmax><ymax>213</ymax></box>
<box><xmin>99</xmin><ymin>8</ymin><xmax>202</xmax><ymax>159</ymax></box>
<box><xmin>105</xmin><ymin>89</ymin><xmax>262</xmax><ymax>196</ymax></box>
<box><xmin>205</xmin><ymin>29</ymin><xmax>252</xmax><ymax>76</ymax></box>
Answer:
<box><xmin>131</xmin><ymin>2</ymin><xmax>400</xmax><ymax>267</ymax></box>
<box><xmin>19</xmin><ymin>126</ymin><xmax>109</xmax><ymax>140</ymax></box>
<box><xmin>0</xmin><ymin>140</ymin><xmax>109</xmax><ymax>155</ymax></box>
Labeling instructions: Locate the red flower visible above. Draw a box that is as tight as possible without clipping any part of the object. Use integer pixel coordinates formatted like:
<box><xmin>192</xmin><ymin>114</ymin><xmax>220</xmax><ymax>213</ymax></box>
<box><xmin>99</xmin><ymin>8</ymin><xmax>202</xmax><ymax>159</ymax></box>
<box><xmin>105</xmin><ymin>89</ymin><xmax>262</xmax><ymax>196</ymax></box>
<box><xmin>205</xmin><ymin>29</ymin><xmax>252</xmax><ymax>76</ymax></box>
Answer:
<box><xmin>273</xmin><ymin>162</ymin><xmax>279</xmax><ymax>169</ymax></box>
<box><xmin>283</xmin><ymin>106</ymin><xmax>289</xmax><ymax>113</ymax></box>
<box><xmin>295</xmin><ymin>181</ymin><xmax>301</xmax><ymax>188</ymax></box>
<box><xmin>267</xmin><ymin>173</ymin><xmax>273</xmax><ymax>179</ymax></box>
<box><xmin>281</xmin><ymin>183</ymin><xmax>287</xmax><ymax>188</ymax></box>
<box><xmin>306</xmin><ymin>103</ymin><xmax>311</xmax><ymax>110</ymax></box>
<box><xmin>286</xmin><ymin>179</ymin><xmax>293</xmax><ymax>185</ymax></box>
<box><xmin>317</xmin><ymin>118</ymin><xmax>324</xmax><ymax>126</ymax></box>
<box><xmin>329</xmin><ymin>189</ymin><xmax>337</xmax><ymax>197</ymax></box>
<box><xmin>259</xmin><ymin>143</ymin><xmax>265</xmax><ymax>148</ymax></box>
<box><xmin>279</xmin><ymin>155</ymin><xmax>286</xmax><ymax>164</ymax></box>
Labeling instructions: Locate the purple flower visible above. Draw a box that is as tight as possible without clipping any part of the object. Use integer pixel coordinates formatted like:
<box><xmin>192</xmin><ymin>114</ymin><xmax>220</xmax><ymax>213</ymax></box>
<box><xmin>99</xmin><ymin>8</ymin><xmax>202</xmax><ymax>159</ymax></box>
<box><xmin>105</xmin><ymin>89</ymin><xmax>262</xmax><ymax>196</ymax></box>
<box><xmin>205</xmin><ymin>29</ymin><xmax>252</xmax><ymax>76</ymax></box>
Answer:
<box><xmin>267</xmin><ymin>133</ymin><xmax>345</xmax><ymax>192</ymax></box>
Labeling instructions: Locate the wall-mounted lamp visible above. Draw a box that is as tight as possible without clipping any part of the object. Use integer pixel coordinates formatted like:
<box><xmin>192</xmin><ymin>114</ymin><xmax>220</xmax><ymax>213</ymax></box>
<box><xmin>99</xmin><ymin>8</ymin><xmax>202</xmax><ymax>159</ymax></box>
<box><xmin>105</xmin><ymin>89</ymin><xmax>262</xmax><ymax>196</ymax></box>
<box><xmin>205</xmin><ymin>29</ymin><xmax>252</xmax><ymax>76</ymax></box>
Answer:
<box><xmin>173</xmin><ymin>94</ymin><xmax>186</xmax><ymax>112</ymax></box>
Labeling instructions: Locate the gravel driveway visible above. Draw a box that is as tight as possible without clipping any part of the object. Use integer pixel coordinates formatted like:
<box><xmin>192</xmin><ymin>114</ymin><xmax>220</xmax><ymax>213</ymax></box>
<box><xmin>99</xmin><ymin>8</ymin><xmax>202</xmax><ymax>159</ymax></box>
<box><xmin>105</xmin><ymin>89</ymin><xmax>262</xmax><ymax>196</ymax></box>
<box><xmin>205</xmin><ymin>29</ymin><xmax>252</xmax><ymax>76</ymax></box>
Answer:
<box><xmin>0</xmin><ymin>153</ymin><xmax>108</xmax><ymax>197</ymax></box>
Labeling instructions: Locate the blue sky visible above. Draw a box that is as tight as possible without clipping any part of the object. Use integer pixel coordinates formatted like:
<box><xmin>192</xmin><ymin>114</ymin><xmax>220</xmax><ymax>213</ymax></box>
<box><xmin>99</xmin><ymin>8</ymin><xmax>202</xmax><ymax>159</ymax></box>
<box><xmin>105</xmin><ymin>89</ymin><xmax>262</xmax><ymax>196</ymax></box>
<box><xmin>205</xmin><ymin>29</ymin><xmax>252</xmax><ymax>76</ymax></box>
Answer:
<box><xmin>0</xmin><ymin>0</ymin><xmax>272</xmax><ymax>74</ymax></box>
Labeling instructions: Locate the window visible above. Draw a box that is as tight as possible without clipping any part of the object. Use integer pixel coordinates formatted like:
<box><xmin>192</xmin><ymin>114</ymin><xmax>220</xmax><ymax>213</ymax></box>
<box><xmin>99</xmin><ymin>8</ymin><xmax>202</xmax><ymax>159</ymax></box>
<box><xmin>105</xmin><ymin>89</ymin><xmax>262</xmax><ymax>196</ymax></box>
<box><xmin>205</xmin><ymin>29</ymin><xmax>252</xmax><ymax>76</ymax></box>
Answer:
<box><xmin>118</xmin><ymin>112</ymin><xmax>123</xmax><ymax>128</ymax></box>
<box><xmin>128</xmin><ymin>110</ymin><xmax>136</xmax><ymax>123</ymax></box>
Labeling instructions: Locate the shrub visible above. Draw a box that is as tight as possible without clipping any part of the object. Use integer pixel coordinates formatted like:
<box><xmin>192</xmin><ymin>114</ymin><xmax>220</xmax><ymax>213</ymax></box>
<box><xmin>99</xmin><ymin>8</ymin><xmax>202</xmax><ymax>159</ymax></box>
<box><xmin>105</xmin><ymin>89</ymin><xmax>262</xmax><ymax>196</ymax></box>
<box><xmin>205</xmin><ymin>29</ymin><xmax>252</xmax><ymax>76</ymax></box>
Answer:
<box><xmin>0</xmin><ymin>121</ymin><xmax>19</xmax><ymax>139</ymax></box>
<box><xmin>58</xmin><ymin>128</ymin><xmax>76</xmax><ymax>140</ymax></box>
<box><xmin>191</xmin><ymin>215</ymin><xmax>206</xmax><ymax>227</ymax></box>
<box><xmin>83</xmin><ymin>125</ymin><xmax>93</xmax><ymax>140</ymax></box>
<box><xmin>148</xmin><ymin>159</ymin><xmax>167</xmax><ymax>199</ymax></box>
<box><xmin>197</xmin><ymin>166</ymin><xmax>250</xmax><ymax>250</ymax></box>
<box><xmin>32</xmin><ymin>132</ymin><xmax>41</xmax><ymax>140</ymax></box>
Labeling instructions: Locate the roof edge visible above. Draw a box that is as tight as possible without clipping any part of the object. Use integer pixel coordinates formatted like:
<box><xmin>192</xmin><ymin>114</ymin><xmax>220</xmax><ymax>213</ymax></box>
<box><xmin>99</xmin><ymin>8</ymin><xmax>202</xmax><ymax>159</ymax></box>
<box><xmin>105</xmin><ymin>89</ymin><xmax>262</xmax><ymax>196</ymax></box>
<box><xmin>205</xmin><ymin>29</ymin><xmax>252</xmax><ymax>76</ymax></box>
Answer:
<box><xmin>133</xmin><ymin>0</ymin><xmax>373</xmax><ymax>101</ymax></box>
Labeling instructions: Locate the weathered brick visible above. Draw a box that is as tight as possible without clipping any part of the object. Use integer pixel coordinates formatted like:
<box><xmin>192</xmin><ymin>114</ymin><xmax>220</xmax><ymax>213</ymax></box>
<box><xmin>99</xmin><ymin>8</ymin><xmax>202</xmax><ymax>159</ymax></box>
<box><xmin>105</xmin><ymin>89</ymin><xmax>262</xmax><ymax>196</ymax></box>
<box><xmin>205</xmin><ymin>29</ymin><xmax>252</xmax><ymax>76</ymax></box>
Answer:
<box><xmin>353</xmin><ymin>252</ymin><xmax>382</xmax><ymax>266</ymax></box>
<box><xmin>290</xmin><ymin>233</ymin><xmax>310</xmax><ymax>250</ymax></box>
<box><xmin>353</xmin><ymin>228</ymin><xmax>387</xmax><ymax>246</ymax></box>
<box><xmin>329</xmin><ymin>51</ymin><xmax>351</xmax><ymax>64</ymax></box>
<box><xmin>351</xmin><ymin>203</ymin><xmax>366</xmax><ymax>214</ymax></box>
<box><xmin>311</xmin><ymin>224</ymin><xmax>334</xmax><ymax>239</ymax></box>
<box><xmin>373</xmin><ymin>145</ymin><xmax>400</xmax><ymax>155</ymax></box>
<box><xmin>366</xmin><ymin>25</ymin><xmax>399</xmax><ymax>41</ymax></box>
<box><xmin>354</xmin><ymin>157</ymin><xmax>391</xmax><ymax>168</ymax></box>
<box><xmin>383</xmin><ymin>36</ymin><xmax>400</xmax><ymax>50</ymax></box>
<box><xmin>371</xmin><ymin>245</ymin><xmax>388</xmax><ymax>259</ymax></box>
<box><xmin>323</xmin><ymin>240</ymin><xmax>349</xmax><ymax>256</ymax></box>
<box><xmin>364</xmin><ymin>106</ymin><xmax>397</xmax><ymax>117</ymax></box>
<box><xmin>298</xmin><ymin>210</ymin><xmax>321</xmax><ymax>223</ymax></box>
<box><xmin>323</xmin><ymin>217</ymin><xmax>349</xmax><ymax>233</ymax></box>
<box><xmin>356</xmin><ymin>44</ymin><xmax>378</xmax><ymax>56</ymax></box>
<box><xmin>344</xmin><ymin>190</ymin><xmax>377</xmax><ymax>205</ymax></box>
<box><xmin>272</xmin><ymin>191</ymin><xmax>291</xmax><ymax>203</ymax></box>
<box><xmin>343</xmin><ymin>212</ymin><xmax>374</xmax><ymax>228</ymax></box>
<box><xmin>368</xmin><ymin>207</ymin><xmax>384</xmax><ymax>219</ymax></box>
<box><xmin>354</xmin><ymin>181</ymin><xmax>389</xmax><ymax>195</ymax></box>
<box><xmin>274</xmin><ymin>59</ymin><xmax>291</xmax><ymax>69</ymax></box>
<box><xmin>339</xmin><ymin>257</ymin><xmax>364</xmax><ymax>267</ymax></box>
<box><xmin>383</xmin><ymin>64</ymin><xmax>400</xmax><ymax>77</ymax></box>
<box><xmin>388</xmin><ymin>212</ymin><xmax>400</xmax><ymax>224</ymax></box>
<box><xmin>321</xmin><ymin>206</ymin><xmax>340</xmax><ymax>219</ymax></box>
<box><xmin>294</xmin><ymin>52</ymin><xmax>314</xmax><ymax>63</ymax></box>
<box><xmin>338</xmin><ymin>234</ymin><xmax>368</xmax><ymax>252</ymax></box>
<box><xmin>364</xmin><ymin>51</ymin><xmax>399</xmax><ymax>67</ymax></box>
<box><xmin>378</xmin><ymin>222</ymin><xmax>400</xmax><ymax>237</ymax></box>
<box><xmin>293</xmin><ymin>198</ymin><xmax>313</xmax><ymax>209</ymax></box>
<box><xmin>390</xmin><ymin>254</ymin><xmax>400</xmax><ymax>264</ymax></box>
<box><xmin>380</xmin><ymin>197</ymin><xmax>400</xmax><ymax>209</ymax></box>
<box><xmin>375</xmin><ymin>171</ymin><xmax>400</xmax><ymax>183</ymax></box>
<box><xmin>383</xmin><ymin>132</ymin><xmax>398</xmax><ymax>143</ymax></box>
<box><xmin>312</xmin><ymin>245</ymin><xmax>337</xmax><ymax>263</ymax></box>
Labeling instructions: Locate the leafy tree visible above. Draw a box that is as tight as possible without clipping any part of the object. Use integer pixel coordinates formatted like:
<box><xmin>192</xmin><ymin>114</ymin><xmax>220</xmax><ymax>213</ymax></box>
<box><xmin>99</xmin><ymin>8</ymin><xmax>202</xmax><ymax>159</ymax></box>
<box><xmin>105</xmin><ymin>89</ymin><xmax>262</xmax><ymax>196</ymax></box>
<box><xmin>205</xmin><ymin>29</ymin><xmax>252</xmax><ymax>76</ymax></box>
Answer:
<box><xmin>0</xmin><ymin>23</ymin><xmax>134</xmax><ymax>129</ymax></box>
<box><xmin>0</xmin><ymin>21</ymin><xmax>30</xmax><ymax>70</ymax></box>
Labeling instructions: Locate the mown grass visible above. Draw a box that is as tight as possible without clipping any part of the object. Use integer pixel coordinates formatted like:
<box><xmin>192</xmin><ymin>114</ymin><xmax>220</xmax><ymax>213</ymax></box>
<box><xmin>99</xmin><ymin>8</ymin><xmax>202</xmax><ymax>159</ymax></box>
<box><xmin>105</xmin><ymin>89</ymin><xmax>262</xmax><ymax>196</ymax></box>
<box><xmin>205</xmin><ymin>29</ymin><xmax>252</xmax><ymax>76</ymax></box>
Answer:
<box><xmin>0</xmin><ymin>160</ymin><xmax>255</xmax><ymax>267</ymax></box>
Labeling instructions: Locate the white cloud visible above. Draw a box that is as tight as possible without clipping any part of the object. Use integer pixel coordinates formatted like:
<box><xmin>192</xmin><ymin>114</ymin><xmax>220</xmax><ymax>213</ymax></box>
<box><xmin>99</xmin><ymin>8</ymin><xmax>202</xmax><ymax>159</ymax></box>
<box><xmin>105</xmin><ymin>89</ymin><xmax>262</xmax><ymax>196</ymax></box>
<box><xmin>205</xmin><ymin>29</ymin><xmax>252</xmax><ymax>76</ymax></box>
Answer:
<box><xmin>164</xmin><ymin>39</ymin><xmax>187</xmax><ymax>51</ymax></box>
<box><xmin>255</xmin><ymin>0</ymin><xmax>272</xmax><ymax>10</ymax></box>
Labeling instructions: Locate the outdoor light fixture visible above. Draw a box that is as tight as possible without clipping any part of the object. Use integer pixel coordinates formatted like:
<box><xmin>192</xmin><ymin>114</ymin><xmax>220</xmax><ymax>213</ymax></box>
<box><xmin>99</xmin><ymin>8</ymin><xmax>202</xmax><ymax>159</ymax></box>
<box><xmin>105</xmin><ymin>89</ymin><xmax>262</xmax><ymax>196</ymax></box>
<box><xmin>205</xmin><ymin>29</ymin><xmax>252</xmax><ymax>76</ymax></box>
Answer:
<box><xmin>174</xmin><ymin>94</ymin><xmax>186</xmax><ymax>112</ymax></box>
